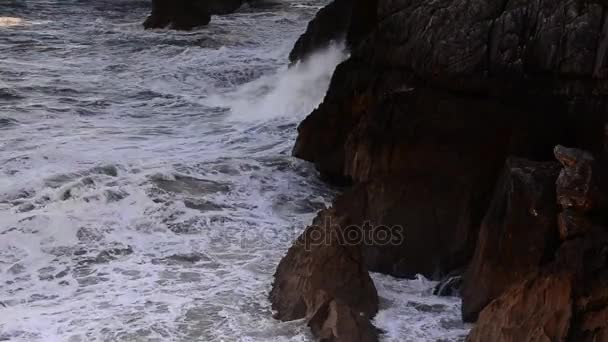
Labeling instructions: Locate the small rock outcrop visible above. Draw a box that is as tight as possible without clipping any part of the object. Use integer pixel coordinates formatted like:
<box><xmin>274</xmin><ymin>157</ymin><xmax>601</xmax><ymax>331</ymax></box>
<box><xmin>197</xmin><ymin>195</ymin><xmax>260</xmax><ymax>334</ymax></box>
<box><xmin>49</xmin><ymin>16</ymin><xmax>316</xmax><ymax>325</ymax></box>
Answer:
<box><xmin>288</xmin><ymin>0</ymin><xmax>352</xmax><ymax>63</ymax></box>
<box><xmin>270</xmin><ymin>206</ymin><xmax>379</xmax><ymax>342</ymax></box>
<box><xmin>143</xmin><ymin>0</ymin><xmax>246</xmax><ymax>30</ymax></box>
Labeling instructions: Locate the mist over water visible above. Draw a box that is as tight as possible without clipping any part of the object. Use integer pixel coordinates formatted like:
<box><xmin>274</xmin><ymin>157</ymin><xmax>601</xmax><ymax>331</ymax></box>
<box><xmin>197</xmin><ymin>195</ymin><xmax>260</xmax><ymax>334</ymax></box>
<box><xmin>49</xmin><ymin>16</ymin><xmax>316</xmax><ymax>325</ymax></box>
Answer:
<box><xmin>0</xmin><ymin>1</ymin><xmax>468</xmax><ymax>341</ymax></box>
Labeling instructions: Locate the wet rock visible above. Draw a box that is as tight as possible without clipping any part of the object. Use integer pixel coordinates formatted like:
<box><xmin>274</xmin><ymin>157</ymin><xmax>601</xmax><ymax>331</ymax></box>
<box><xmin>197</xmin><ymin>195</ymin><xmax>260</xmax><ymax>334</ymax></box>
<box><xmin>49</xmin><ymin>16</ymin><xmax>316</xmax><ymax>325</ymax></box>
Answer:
<box><xmin>433</xmin><ymin>273</ymin><xmax>463</xmax><ymax>297</ymax></box>
<box><xmin>289</xmin><ymin>0</ymin><xmax>352</xmax><ymax>63</ymax></box>
<box><xmin>166</xmin><ymin>253</ymin><xmax>208</xmax><ymax>264</ymax></box>
<box><xmin>143</xmin><ymin>0</ymin><xmax>252</xmax><ymax>30</ymax></box>
<box><xmin>153</xmin><ymin>174</ymin><xmax>230</xmax><ymax>196</ymax></box>
<box><xmin>270</xmin><ymin>208</ymin><xmax>379</xmax><ymax>339</ymax></box>
<box><xmin>143</xmin><ymin>0</ymin><xmax>211</xmax><ymax>30</ymax></box>
<box><xmin>407</xmin><ymin>302</ymin><xmax>447</xmax><ymax>313</ymax></box>
<box><xmin>461</xmin><ymin>158</ymin><xmax>561</xmax><ymax>322</ymax></box>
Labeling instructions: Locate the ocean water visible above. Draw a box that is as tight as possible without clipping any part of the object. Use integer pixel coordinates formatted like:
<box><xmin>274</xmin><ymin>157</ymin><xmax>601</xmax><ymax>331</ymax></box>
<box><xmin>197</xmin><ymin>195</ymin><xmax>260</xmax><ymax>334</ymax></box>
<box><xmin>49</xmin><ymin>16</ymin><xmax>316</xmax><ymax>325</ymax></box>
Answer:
<box><xmin>0</xmin><ymin>1</ymin><xmax>469</xmax><ymax>341</ymax></box>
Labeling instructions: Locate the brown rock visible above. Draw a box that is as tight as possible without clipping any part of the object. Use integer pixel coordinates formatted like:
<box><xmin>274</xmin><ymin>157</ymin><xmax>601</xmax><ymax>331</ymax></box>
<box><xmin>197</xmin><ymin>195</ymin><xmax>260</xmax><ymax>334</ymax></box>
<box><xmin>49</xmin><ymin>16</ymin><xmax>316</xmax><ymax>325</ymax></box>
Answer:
<box><xmin>466</xmin><ymin>273</ymin><xmax>573</xmax><ymax>342</ymax></box>
<box><xmin>461</xmin><ymin>158</ymin><xmax>561</xmax><ymax>322</ymax></box>
<box><xmin>468</xmin><ymin>232</ymin><xmax>608</xmax><ymax>341</ymax></box>
<box><xmin>292</xmin><ymin>0</ymin><xmax>608</xmax><ymax>280</ymax></box>
<box><xmin>269</xmin><ymin>207</ymin><xmax>379</xmax><ymax>339</ymax></box>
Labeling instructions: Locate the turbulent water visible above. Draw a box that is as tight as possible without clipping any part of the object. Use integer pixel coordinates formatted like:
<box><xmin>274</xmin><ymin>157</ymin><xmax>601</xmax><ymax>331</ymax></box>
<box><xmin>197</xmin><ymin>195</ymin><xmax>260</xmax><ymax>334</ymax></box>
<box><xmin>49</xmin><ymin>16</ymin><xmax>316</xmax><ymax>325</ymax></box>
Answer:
<box><xmin>0</xmin><ymin>1</ymin><xmax>469</xmax><ymax>341</ymax></box>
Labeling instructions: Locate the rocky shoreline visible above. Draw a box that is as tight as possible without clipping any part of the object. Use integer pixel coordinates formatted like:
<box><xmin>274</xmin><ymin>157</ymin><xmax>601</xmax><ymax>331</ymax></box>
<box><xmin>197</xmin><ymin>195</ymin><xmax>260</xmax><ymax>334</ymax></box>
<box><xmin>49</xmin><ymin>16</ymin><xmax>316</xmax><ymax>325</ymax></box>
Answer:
<box><xmin>141</xmin><ymin>0</ymin><xmax>608</xmax><ymax>340</ymax></box>
<box><xmin>271</xmin><ymin>0</ymin><xmax>608</xmax><ymax>341</ymax></box>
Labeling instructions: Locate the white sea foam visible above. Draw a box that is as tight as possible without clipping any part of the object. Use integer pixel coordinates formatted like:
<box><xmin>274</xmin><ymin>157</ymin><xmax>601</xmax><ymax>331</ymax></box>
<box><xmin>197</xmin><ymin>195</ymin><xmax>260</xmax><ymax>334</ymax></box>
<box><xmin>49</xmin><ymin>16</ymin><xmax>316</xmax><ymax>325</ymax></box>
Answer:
<box><xmin>219</xmin><ymin>43</ymin><xmax>348</xmax><ymax>121</ymax></box>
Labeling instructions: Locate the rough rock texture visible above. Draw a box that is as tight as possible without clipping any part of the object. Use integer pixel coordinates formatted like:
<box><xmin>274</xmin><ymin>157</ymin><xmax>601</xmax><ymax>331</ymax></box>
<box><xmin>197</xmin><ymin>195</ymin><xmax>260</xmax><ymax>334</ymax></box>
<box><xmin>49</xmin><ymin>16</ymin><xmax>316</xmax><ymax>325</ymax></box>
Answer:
<box><xmin>143</xmin><ymin>0</ymin><xmax>246</xmax><ymax>30</ymax></box>
<box><xmin>270</xmin><ymin>205</ymin><xmax>379</xmax><ymax>342</ymax></box>
<box><xmin>467</xmin><ymin>273</ymin><xmax>574</xmax><ymax>342</ymax></box>
<box><xmin>274</xmin><ymin>0</ymin><xmax>608</xmax><ymax>340</ymax></box>
<box><xmin>468</xmin><ymin>230</ymin><xmax>608</xmax><ymax>342</ymax></box>
<box><xmin>292</xmin><ymin>0</ymin><xmax>608</xmax><ymax>277</ymax></box>
<box><xmin>460</xmin><ymin>158</ymin><xmax>561</xmax><ymax>321</ymax></box>
<box><xmin>468</xmin><ymin>148</ymin><xmax>608</xmax><ymax>341</ymax></box>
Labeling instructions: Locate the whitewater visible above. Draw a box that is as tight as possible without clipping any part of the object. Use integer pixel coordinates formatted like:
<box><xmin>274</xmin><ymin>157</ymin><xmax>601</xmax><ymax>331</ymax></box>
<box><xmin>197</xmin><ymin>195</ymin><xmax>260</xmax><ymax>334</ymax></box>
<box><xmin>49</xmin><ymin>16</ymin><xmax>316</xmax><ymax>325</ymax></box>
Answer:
<box><xmin>0</xmin><ymin>1</ymin><xmax>469</xmax><ymax>341</ymax></box>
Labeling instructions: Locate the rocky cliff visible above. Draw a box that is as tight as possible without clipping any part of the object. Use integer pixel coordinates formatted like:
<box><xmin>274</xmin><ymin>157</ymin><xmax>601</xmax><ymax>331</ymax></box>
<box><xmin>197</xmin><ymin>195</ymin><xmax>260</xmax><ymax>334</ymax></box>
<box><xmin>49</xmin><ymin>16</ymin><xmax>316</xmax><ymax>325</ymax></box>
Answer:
<box><xmin>273</xmin><ymin>0</ymin><xmax>608</xmax><ymax>341</ymax></box>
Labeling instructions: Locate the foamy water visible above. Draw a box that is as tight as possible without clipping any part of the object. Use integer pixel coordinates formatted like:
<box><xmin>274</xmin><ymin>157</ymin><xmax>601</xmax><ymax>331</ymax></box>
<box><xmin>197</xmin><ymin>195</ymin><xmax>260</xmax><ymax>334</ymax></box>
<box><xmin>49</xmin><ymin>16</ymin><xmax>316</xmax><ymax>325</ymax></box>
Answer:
<box><xmin>0</xmin><ymin>1</ymin><xmax>468</xmax><ymax>341</ymax></box>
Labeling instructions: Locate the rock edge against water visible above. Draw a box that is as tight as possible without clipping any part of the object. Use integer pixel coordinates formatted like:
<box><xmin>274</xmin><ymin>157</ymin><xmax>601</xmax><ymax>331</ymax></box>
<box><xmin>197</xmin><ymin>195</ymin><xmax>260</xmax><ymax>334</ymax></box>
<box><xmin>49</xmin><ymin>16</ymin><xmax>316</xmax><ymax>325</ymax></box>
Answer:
<box><xmin>272</xmin><ymin>0</ymin><xmax>608</xmax><ymax>340</ymax></box>
<box><xmin>143</xmin><ymin>0</ymin><xmax>264</xmax><ymax>30</ymax></box>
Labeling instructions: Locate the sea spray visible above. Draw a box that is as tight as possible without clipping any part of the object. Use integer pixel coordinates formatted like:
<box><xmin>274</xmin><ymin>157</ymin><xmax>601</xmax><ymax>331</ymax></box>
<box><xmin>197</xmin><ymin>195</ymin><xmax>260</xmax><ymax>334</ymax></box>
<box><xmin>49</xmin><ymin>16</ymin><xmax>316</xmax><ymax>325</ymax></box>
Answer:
<box><xmin>209</xmin><ymin>43</ymin><xmax>348</xmax><ymax>121</ymax></box>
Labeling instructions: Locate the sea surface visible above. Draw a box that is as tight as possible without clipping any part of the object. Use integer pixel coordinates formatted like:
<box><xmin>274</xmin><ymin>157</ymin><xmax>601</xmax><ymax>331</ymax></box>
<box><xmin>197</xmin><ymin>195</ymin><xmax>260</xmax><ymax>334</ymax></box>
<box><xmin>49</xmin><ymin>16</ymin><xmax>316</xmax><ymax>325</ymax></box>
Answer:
<box><xmin>0</xmin><ymin>1</ymin><xmax>469</xmax><ymax>341</ymax></box>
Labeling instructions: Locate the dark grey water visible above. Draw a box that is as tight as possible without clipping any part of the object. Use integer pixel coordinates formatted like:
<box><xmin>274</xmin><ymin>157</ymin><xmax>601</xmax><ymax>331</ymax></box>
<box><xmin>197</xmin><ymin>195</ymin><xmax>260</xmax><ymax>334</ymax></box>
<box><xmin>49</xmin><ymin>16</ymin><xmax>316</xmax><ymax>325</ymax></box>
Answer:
<box><xmin>0</xmin><ymin>1</ymin><xmax>468</xmax><ymax>341</ymax></box>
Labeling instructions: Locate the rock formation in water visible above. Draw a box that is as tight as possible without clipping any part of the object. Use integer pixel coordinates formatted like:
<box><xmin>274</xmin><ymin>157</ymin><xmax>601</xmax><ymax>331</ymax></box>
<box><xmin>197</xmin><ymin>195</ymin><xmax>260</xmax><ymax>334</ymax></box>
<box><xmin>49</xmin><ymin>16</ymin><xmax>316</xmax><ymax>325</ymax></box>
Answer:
<box><xmin>273</xmin><ymin>0</ymin><xmax>608</xmax><ymax>340</ymax></box>
<box><xmin>143</xmin><ymin>0</ymin><xmax>248</xmax><ymax>30</ymax></box>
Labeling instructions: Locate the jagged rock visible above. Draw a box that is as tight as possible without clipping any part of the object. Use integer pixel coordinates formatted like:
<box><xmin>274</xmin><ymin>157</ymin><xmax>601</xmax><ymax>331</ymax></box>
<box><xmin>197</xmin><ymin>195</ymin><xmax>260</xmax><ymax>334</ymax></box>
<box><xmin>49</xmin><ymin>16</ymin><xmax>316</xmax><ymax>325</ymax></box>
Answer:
<box><xmin>289</xmin><ymin>0</ymin><xmax>379</xmax><ymax>63</ymax></box>
<box><xmin>460</xmin><ymin>158</ymin><xmax>561</xmax><ymax>322</ymax></box>
<box><xmin>289</xmin><ymin>0</ymin><xmax>352</xmax><ymax>63</ymax></box>
<box><xmin>270</xmin><ymin>207</ymin><xmax>379</xmax><ymax>340</ymax></box>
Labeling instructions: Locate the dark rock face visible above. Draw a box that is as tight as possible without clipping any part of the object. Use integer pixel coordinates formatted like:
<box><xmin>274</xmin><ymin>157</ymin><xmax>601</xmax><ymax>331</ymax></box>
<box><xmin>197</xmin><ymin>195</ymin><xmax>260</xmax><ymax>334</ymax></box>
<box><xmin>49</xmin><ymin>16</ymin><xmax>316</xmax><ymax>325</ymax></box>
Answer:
<box><xmin>143</xmin><ymin>0</ymin><xmax>245</xmax><ymax>30</ymax></box>
<box><xmin>270</xmin><ymin>206</ymin><xmax>379</xmax><ymax>342</ymax></box>
<box><xmin>289</xmin><ymin>0</ymin><xmax>379</xmax><ymax>63</ymax></box>
<box><xmin>289</xmin><ymin>0</ymin><xmax>352</xmax><ymax>63</ymax></box>
<box><xmin>460</xmin><ymin>158</ymin><xmax>561</xmax><ymax>322</ymax></box>
<box><xmin>274</xmin><ymin>0</ymin><xmax>608</xmax><ymax>340</ymax></box>
<box><xmin>291</xmin><ymin>0</ymin><xmax>608</xmax><ymax>277</ymax></box>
